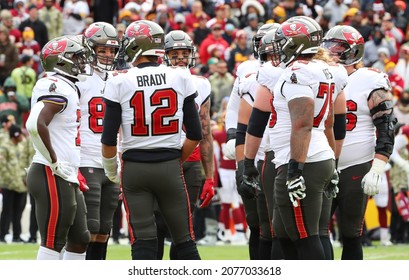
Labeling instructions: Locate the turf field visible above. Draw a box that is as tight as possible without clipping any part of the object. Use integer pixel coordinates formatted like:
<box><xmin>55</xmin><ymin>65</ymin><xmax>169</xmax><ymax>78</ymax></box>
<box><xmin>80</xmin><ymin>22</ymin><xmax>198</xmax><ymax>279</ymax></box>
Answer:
<box><xmin>1</xmin><ymin>242</ymin><xmax>409</xmax><ymax>260</ymax></box>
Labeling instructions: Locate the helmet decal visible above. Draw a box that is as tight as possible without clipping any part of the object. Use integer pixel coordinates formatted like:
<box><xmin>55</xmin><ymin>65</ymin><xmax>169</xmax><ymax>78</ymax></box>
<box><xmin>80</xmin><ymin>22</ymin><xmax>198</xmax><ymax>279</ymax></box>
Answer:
<box><xmin>127</xmin><ymin>22</ymin><xmax>153</xmax><ymax>41</ymax></box>
<box><xmin>43</xmin><ymin>39</ymin><xmax>67</xmax><ymax>60</ymax></box>
<box><xmin>342</xmin><ymin>31</ymin><xmax>364</xmax><ymax>45</ymax></box>
<box><xmin>282</xmin><ymin>22</ymin><xmax>310</xmax><ymax>37</ymax></box>
<box><xmin>84</xmin><ymin>26</ymin><xmax>101</xmax><ymax>39</ymax></box>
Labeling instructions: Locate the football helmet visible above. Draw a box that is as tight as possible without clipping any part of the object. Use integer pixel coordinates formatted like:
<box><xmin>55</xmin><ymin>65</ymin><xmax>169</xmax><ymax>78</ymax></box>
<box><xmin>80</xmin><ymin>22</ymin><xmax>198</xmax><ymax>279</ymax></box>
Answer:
<box><xmin>122</xmin><ymin>20</ymin><xmax>165</xmax><ymax>63</ymax></box>
<box><xmin>272</xmin><ymin>16</ymin><xmax>323</xmax><ymax>67</ymax></box>
<box><xmin>83</xmin><ymin>22</ymin><xmax>120</xmax><ymax>71</ymax></box>
<box><xmin>252</xmin><ymin>23</ymin><xmax>280</xmax><ymax>59</ymax></box>
<box><xmin>40</xmin><ymin>35</ymin><xmax>92</xmax><ymax>80</ymax></box>
<box><xmin>258</xmin><ymin>24</ymin><xmax>280</xmax><ymax>63</ymax></box>
<box><xmin>163</xmin><ymin>30</ymin><xmax>196</xmax><ymax>68</ymax></box>
<box><xmin>321</xmin><ymin>25</ymin><xmax>364</xmax><ymax>66</ymax></box>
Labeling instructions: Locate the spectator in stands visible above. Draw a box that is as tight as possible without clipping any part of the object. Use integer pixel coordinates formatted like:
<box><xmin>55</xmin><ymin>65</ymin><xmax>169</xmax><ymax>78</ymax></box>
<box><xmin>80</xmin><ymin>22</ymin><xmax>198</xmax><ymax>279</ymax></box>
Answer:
<box><xmin>11</xmin><ymin>55</ymin><xmax>36</xmax><ymax>103</ymax></box>
<box><xmin>381</xmin><ymin>12</ymin><xmax>404</xmax><ymax>63</ymax></box>
<box><xmin>395</xmin><ymin>44</ymin><xmax>409</xmax><ymax>91</ymax></box>
<box><xmin>363</xmin><ymin>26</ymin><xmax>396</xmax><ymax>66</ymax></box>
<box><xmin>18</xmin><ymin>5</ymin><xmax>48</xmax><ymax>48</ymax></box>
<box><xmin>0</xmin><ymin>25</ymin><xmax>19</xmax><ymax>86</ymax></box>
<box><xmin>185</xmin><ymin>0</ymin><xmax>209</xmax><ymax>31</ymax></box>
<box><xmin>349</xmin><ymin>9</ymin><xmax>373</xmax><ymax>42</ymax></box>
<box><xmin>385</xmin><ymin>61</ymin><xmax>404</xmax><ymax>99</ymax></box>
<box><xmin>0</xmin><ymin>77</ymin><xmax>29</xmax><ymax>126</ymax></box>
<box><xmin>192</xmin><ymin>13</ymin><xmax>210</xmax><ymax>46</ymax></box>
<box><xmin>240</xmin><ymin>0</ymin><xmax>265</xmax><ymax>25</ymax></box>
<box><xmin>393</xmin><ymin>1</ymin><xmax>408</xmax><ymax>34</ymax></box>
<box><xmin>209</xmin><ymin>60</ymin><xmax>234</xmax><ymax>114</ymax></box>
<box><xmin>227</xmin><ymin>29</ymin><xmax>251</xmax><ymax>75</ymax></box>
<box><xmin>394</xmin><ymin>88</ymin><xmax>409</xmax><ymax>125</ymax></box>
<box><xmin>0</xmin><ymin>9</ymin><xmax>22</xmax><ymax>44</ymax></box>
<box><xmin>243</xmin><ymin>13</ymin><xmax>261</xmax><ymax>50</ymax></box>
<box><xmin>199</xmin><ymin>22</ymin><xmax>229</xmax><ymax>65</ymax></box>
<box><xmin>10</xmin><ymin>0</ymin><xmax>29</xmax><ymax>27</ymax></box>
<box><xmin>372</xmin><ymin>47</ymin><xmax>391</xmax><ymax>72</ymax></box>
<box><xmin>0</xmin><ymin>124</ymin><xmax>27</xmax><ymax>243</ymax></box>
<box><xmin>18</xmin><ymin>27</ymin><xmax>40</xmax><ymax>74</ymax></box>
<box><xmin>38</xmin><ymin>0</ymin><xmax>63</xmax><ymax>40</ymax></box>
<box><xmin>324</xmin><ymin>0</ymin><xmax>349</xmax><ymax>27</ymax></box>
<box><xmin>62</xmin><ymin>0</ymin><xmax>90</xmax><ymax>35</ymax></box>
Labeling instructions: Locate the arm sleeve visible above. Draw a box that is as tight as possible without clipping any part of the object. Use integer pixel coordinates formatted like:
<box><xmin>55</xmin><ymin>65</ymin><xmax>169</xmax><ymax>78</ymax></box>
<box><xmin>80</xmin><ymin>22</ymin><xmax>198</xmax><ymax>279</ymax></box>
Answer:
<box><xmin>101</xmin><ymin>99</ymin><xmax>122</xmax><ymax>146</ymax></box>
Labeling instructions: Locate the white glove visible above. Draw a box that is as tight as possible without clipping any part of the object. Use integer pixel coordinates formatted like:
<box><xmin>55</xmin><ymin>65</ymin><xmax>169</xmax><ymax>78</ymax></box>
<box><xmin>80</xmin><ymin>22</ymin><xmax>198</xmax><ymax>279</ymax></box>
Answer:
<box><xmin>361</xmin><ymin>158</ymin><xmax>386</xmax><ymax>196</ymax></box>
<box><xmin>287</xmin><ymin>175</ymin><xmax>306</xmax><ymax>207</ymax></box>
<box><xmin>102</xmin><ymin>155</ymin><xmax>121</xmax><ymax>184</ymax></box>
<box><xmin>222</xmin><ymin>139</ymin><xmax>236</xmax><ymax>160</ymax></box>
<box><xmin>50</xmin><ymin>161</ymin><xmax>71</xmax><ymax>180</ymax></box>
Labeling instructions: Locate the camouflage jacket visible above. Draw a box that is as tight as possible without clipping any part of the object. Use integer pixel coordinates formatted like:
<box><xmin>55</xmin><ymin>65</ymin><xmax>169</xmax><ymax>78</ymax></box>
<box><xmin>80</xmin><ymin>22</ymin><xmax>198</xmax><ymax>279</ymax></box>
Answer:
<box><xmin>0</xmin><ymin>137</ymin><xmax>27</xmax><ymax>192</ymax></box>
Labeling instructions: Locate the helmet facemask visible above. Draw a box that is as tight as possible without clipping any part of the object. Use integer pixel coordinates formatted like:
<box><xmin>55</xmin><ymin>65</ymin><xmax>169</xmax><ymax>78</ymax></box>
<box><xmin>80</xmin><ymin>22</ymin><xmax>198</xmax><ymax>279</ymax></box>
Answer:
<box><xmin>56</xmin><ymin>48</ymin><xmax>93</xmax><ymax>81</ymax></box>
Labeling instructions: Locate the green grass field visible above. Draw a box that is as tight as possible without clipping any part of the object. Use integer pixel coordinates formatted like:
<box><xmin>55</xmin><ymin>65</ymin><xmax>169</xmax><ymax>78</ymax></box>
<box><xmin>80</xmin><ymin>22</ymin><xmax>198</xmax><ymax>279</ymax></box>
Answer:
<box><xmin>1</xmin><ymin>242</ymin><xmax>409</xmax><ymax>260</ymax></box>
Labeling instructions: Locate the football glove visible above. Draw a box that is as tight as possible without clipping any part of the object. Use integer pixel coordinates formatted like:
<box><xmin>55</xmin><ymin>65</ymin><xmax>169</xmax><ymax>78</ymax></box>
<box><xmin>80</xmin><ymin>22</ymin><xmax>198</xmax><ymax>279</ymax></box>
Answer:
<box><xmin>77</xmin><ymin>170</ymin><xmax>89</xmax><ymax>192</ymax></box>
<box><xmin>240</xmin><ymin>157</ymin><xmax>261</xmax><ymax>199</ymax></box>
<box><xmin>362</xmin><ymin>158</ymin><xmax>386</xmax><ymax>196</ymax></box>
<box><xmin>50</xmin><ymin>160</ymin><xmax>71</xmax><ymax>180</ymax></box>
<box><xmin>199</xmin><ymin>178</ymin><xmax>215</xmax><ymax>208</ymax></box>
<box><xmin>324</xmin><ymin>169</ymin><xmax>339</xmax><ymax>199</ymax></box>
<box><xmin>287</xmin><ymin>175</ymin><xmax>306</xmax><ymax>207</ymax></box>
<box><xmin>102</xmin><ymin>155</ymin><xmax>121</xmax><ymax>184</ymax></box>
<box><xmin>286</xmin><ymin>159</ymin><xmax>306</xmax><ymax>207</ymax></box>
<box><xmin>222</xmin><ymin>139</ymin><xmax>236</xmax><ymax>160</ymax></box>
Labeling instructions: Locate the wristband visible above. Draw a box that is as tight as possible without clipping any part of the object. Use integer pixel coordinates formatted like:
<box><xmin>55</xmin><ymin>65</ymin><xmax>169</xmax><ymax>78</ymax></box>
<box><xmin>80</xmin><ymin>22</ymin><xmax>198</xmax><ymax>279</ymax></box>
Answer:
<box><xmin>287</xmin><ymin>159</ymin><xmax>304</xmax><ymax>181</ymax></box>
<box><xmin>244</xmin><ymin>157</ymin><xmax>255</xmax><ymax>169</ymax></box>
<box><xmin>226</xmin><ymin>128</ymin><xmax>237</xmax><ymax>142</ymax></box>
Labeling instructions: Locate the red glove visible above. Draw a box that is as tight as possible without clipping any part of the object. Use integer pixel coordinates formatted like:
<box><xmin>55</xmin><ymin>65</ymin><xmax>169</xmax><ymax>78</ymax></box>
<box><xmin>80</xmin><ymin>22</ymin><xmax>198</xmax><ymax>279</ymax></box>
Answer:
<box><xmin>78</xmin><ymin>170</ymin><xmax>89</xmax><ymax>192</ymax></box>
<box><xmin>199</xmin><ymin>178</ymin><xmax>215</xmax><ymax>208</ymax></box>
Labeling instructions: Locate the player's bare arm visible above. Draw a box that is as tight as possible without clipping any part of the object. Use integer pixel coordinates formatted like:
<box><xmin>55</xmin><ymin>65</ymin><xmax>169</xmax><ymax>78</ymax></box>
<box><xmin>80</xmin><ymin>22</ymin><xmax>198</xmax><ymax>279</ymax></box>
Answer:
<box><xmin>324</xmin><ymin>99</ymin><xmax>335</xmax><ymax>153</ymax></box>
<box><xmin>368</xmin><ymin>88</ymin><xmax>395</xmax><ymax>162</ymax></box>
<box><xmin>244</xmin><ymin>85</ymin><xmax>271</xmax><ymax>160</ymax></box>
<box><xmin>288</xmin><ymin>97</ymin><xmax>314</xmax><ymax>163</ymax></box>
<box><xmin>27</xmin><ymin>101</ymin><xmax>64</xmax><ymax>163</ymax></box>
<box><xmin>199</xmin><ymin>98</ymin><xmax>214</xmax><ymax>178</ymax></box>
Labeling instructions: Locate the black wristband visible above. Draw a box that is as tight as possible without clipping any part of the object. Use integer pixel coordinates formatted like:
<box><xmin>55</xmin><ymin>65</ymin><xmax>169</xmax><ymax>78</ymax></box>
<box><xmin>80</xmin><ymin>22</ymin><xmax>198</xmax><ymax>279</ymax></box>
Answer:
<box><xmin>226</xmin><ymin>128</ymin><xmax>237</xmax><ymax>142</ymax></box>
<box><xmin>244</xmin><ymin>157</ymin><xmax>255</xmax><ymax>169</ymax></box>
<box><xmin>287</xmin><ymin>159</ymin><xmax>304</xmax><ymax>181</ymax></box>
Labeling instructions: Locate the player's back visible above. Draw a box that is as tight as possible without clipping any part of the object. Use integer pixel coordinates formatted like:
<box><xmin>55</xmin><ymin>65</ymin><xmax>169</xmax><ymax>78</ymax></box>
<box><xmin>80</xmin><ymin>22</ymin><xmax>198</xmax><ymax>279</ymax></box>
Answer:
<box><xmin>104</xmin><ymin>64</ymin><xmax>197</xmax><ymax>154</ymax></box>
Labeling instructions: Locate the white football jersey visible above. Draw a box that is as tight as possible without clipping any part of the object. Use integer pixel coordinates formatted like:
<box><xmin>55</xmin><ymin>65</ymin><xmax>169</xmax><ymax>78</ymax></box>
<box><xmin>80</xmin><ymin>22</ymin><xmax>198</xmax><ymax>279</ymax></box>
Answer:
<box><xmin>328</xmin><ymin>62</ymin><xmax>348</xmax><ymax>102</ymax></box>
<box><xmin>104</xmin><ymin>64</ymin><xmax>197</xmax><ymax>152</ymax></box>
<box><xmin>270</xmin><ymin>59</ymin><xmax>335</xmax><ymax>167</ymax></box>
<box><xmin>338</xmin><ymin>67</ymin><xmax>391</xmax><ymax>171</ymax></box>
<box><xmin>31</xmin><ymin>74</ymin><xmax>81</xmax><ymax>183</ymax></box>
<box><xmin>76</xmin><ymin>71</ymin><xmax>109</xmax><ymax>168</ymax></box>
<box><xmin>225</xmin><ymin>59</ymin><xmax>260</xmax><ymax>131</ymax></box>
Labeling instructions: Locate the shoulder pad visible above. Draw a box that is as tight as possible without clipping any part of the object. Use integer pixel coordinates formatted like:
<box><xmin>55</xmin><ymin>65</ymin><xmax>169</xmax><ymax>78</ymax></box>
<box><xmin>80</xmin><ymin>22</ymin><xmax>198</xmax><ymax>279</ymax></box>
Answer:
<box><xmin>282</xmin><ymin>60</ymin><xmax>314</xmax><ymax>86</ymax></box>
<box><xmin>361</xmin><ymin>68</ymin><xmax>392</xmax><ymax>91</ymax></box>
<box><xmin>112</xmin><ymin>69</ymin><xmax>128</xmax><ymax>77</ymax></box>
<box><xmin>236</xmin><ymin>60</ymin><xmax>260</xmax><ymax>79</ymax></box>
<box><xmin>330</xmin><ymin>64</ymin><xmax>348</xmax><ymax>94</ymax></box>
<box><xmin>238</xmin><ymin>72</ymin><xmax>257</xmax><ymax>97</ymax></box>
<box><xmin>257</xmin><ymin>62</ymin><xmax>284</xmax><ymax>91</ymax></box>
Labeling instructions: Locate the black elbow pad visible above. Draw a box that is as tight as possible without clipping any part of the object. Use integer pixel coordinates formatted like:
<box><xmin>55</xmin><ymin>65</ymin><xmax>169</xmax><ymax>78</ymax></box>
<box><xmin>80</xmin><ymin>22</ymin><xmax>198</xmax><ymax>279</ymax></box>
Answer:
<box><xmin>333</xmin><ymin>114</ymin><xmax>346</xmax><ymax>140</ymax></box>
<box><xmin>373</xmin><ymin>111</ymin><xmax>397</xmax><ymax>158</ymax></box>
<box><xmin>247</xmin><ymin>108</ymin><xmax>270</xmax><ymax>138</ymax></box>
<box><xmin>236</xmin><ymin>123</ymin><xmax>247</xmax><ymax>146</ymax></box>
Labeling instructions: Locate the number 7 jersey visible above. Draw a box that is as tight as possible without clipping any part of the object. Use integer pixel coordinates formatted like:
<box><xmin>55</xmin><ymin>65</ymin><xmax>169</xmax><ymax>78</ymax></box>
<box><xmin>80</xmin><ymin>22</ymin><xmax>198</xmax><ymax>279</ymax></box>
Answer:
<box><xmin>270</xmin><ymin>59</ymin><xmax>335</xmax><ymax>167</ymax></box>
<box><xmin>103</xmin><ymin>64</ymin><xmax>197</xmax><ymax>152</ymax></box>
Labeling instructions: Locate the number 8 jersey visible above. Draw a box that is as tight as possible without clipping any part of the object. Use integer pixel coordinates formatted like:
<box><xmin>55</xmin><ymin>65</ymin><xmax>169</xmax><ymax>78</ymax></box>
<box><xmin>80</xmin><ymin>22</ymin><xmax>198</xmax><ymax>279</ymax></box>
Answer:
<box><xmin>103</xmin><ymin>64</ymin><xmax>197</xmax><ymax>152</ymax></box>
<box><xmin>270</xmin><ymin>59</ymin><xmax>335</xmax><ymax>167</ymax></box>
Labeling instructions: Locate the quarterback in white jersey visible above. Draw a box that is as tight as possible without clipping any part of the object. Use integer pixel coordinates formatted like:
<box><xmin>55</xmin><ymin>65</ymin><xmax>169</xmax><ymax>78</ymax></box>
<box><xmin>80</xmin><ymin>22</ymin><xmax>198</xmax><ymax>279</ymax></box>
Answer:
<box><xmin>77</xmin><ymin>22</ymin><xmax>120</xmax><ymax>260</ymax></box>
<box><xmin>101</xmin><ymin>20</ymin><xmax>202</xmax><ymax>260</ymax></box>
<box><xmin>322</xmin><ymin>25</ymin><xmax>395</xmax><ymax>260</ymax></box>
<box><xmin>26</xmin><ymin>35</ymin><xmax>92</xmax><ymax>260</ymax></box>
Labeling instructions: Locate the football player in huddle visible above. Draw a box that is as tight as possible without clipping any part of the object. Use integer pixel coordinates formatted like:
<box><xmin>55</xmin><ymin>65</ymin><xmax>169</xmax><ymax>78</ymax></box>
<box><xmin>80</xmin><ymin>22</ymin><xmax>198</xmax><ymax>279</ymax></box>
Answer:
<box><xmin>101</xmin><ymin>20</ymin><xmax>202</xmax><ymax>260</ymax></box>
<box><xmin>244</xmin><ymin>16</ymin><xmax>337</xmax><ymax>259</ymax></box>
<box><xmin>322</xmin><ymin>25</ymin><xmax>396</xmax><ymax>259</ymax></box>
<box><xmin>224</xmin><ymin>23</ymin><xmax>280</xmax><ymax>260</ymax></box>
<box><xmin>159</xmin><ymin>30</ymin><xmax>214</xmax><ymax>255</ymax></box>
<box><xmin>26</xmin><ymin>35</ymin><xmax>93</xmax><ymax>260</ymax></box>
<box><xmin>76</xmin><ymin>22</ymin><xmax>121</xmax><ymax>260</ymax></box>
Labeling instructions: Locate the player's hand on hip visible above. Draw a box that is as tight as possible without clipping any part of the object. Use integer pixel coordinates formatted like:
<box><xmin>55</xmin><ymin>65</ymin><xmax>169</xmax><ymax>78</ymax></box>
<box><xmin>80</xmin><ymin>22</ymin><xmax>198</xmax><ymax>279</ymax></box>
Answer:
<box><xmin>361</xmin><ymin>158</ymin><xmax>386</xmax><ymax>196</ymax></box>
<box><xmin>324</xmin><ymin>169</ymin><xmax>339</xmax><ymax>199</ymax></box>
<box><xmin>240</xmin><ymin>157</ymin><xmax>261</xmax><ymax>199</ymax></box>
<box><xmin>77</xmin><ymin>170</ymin><xmax>89</xmax><ymax>192</ymax></box>
<box><xmin>199</xmin><ymin>178</ymin><xmax>215</xmax><ymax>208</ymax></box>
<box><xmin>222</xmin><ymin>139</ymin><xmax>236</xmax><ymax>160</ymax></box>
<box><xmin>50</xmin><ymin>160</ymin><xmax>71</xmax><ymax>180</ymax></box>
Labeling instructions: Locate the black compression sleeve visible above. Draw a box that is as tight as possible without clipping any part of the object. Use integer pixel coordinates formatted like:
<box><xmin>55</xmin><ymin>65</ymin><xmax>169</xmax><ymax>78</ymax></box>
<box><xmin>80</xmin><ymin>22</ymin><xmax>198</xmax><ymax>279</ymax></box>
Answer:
<box><xmin>333</xmin><ymin>114</ymin><xmax>346</xmax><ymax>140</ymax></box>
<box><xmin>101</xmin><ymin>99</ymin><xmax>122</xmax><ymax>146</ymax></box>
<box><xmin>247</xmin><ymin>107</ymin><xmax>270</xmax><ymax>138</ymax></box>
<box><xmin>236</xmin><ymin>123</ymin><xmax>247</xmax><ymax>146</ymax></box>
<box><xmin>183</xmin><ymin>94</ymin><xmax>202</xmax><ymax>141</ymax></box>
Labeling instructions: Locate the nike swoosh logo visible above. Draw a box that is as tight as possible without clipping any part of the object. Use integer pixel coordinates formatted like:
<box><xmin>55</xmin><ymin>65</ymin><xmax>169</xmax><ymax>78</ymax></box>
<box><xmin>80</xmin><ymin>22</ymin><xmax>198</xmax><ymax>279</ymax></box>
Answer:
<box><xmin>291</xmin><ymin>67</ymin><xmax>300</xmax><ymax>71</ymax></box>
<box><xmin>352</xmin><ymin>176</ymin><xmax>363</xmax><ymax>180</ymax></box>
